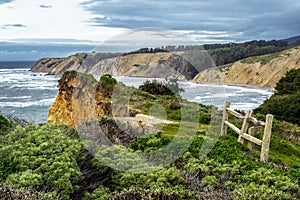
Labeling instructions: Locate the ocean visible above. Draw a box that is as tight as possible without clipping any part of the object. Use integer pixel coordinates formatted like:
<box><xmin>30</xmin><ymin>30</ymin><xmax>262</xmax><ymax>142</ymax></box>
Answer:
<box><xmin>0</xmin><ymin>61</ymin><xmax>274</xmax><ymax>123</ymax></box>
<box><xmin>0</xmin><ymin>61</ymin><xmax>59</xmax><ymax>123</ymax></box>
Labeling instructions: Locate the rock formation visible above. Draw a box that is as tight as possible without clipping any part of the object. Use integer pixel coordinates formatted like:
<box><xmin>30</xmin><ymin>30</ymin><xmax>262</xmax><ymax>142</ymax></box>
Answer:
<box><xmin>32</xmin><ymin>46</ymin><xmax>300</xmax><ymax>88</ymax></box>
<box><xmin>48</xmin><ymin>71</ymin><xmax>107</xmax><ymax>128</ymax></box>
<box><xmin>31</xmin><ymin>51</ymin><xmax>214</xmax><ymax>80</ymax></box>
<box><xmin>48</xmin><ymin>71</ymin><xmax>173</xmax><ymax>146</ymax></box>
<box><xmin>193</xmin><ymin>47</ymin><xmax>300</xmax><ymax>88</ymax></box>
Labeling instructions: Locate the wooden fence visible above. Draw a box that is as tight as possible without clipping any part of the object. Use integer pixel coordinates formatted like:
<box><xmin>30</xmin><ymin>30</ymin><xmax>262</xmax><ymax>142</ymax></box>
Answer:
<box><xmin>220</xmin><ymin>101</ymin><xmax>273</xmax><ymax>162</ymax></box>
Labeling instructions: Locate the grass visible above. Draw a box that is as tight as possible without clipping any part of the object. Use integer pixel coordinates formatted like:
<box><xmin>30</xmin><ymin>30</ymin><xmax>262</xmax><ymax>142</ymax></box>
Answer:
<box><xmin>161</xmin><ymin>123</ymin><xmax>208</xmax><ymax>137</ymax></box>
<box><xmin>241</xmin><ymin>45</ymin><xmax>300</xmax><ymax>65</ymax></box>
<box><xmin>74</xmin><ymin>53</ymin><xmax>88</xmax><ymax>61</ymax></box>
<box><xmin>241</xmin><ymin>52</ymin><xmax>283</xmax><ymax>64</ymax></box>
<box><xmin>68</xmin><ymin>70</ymin><xmax>98</xmax><ymax>82</ymax></box>
<box><xmin>269</xmin><ymin>134</ymin><xmax>300</xmax><ymax>168</ymax></box>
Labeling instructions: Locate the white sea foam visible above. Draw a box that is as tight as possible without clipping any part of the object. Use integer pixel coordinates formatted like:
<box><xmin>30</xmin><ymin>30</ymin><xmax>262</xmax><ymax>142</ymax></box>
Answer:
<box><xmin>0</xmin><ymin>98</ymin><xmax>55</xmax><ymax>108</ymax></box>
<box><xmin>0</xmin><ymin>96</ymin><xmax>31</xmax><ymax>100</ymax></box>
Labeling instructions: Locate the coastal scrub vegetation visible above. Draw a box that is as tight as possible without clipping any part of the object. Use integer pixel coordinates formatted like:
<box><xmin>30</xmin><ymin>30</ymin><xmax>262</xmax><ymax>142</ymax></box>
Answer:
<box><xmin>0</xmin><ymin>72</ymin><xmax>299</xmax><ymax>199</ymax></box>
<box><xmin>0</xmin><ymin>114</ymin><xmax>299</xmax><ymax>199</ymax></box>
<box><xmin>138</xmin><ymin>78</ymin><xmax>184</xmax><ymax>96</ymax></box>
<box><xmin>255</xmin><ymin>68</ymin><xmax>300</xmax><ymax>125</ymax></box>
<box><xmin>133</xmin><ymin>79</ymin><xmax>211</xmax><ymax>123</ymax></box>
<box><xmin>97</xmin><ymin>74</ymin><xmax>118</xmax><ymax>98</ymax></box>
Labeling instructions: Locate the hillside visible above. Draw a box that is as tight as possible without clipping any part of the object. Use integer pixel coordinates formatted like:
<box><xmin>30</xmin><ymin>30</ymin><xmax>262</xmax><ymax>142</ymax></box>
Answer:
<box><xmin>30</xmin><ymin>39</ymin><xmax>300</xmax><ymax>88</ymax></box>
<box><xmin>31</xmin><ymin>51</ymin><xmax>213</xmax><ymax>81</ymax></box>
<box><xmin>0</xmin><ymin>71</ymin><xmax>299</xmax><ymax>199</ymax></box>
<box><xmin>193</xmin><ymin>46</ymin><xmax>300</xmax><ymax>88</ymax></box>
<box><xmin>255</xmin><ymin>68</ymin><xmax>300</xmax><ymax>125</ymax></box>
<box><xmin>282</xmin><ymin>35</ymin><xmax>300</xmax><ymax>44</ymax></box>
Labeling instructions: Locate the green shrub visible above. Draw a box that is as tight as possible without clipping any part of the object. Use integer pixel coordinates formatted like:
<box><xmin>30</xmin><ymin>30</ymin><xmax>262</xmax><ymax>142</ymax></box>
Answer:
<box><xmin>98</xmin><ymin>74</ymin><xmax>117</xmax><ymax>97</ymax></box>
<box><xmin>139</xmin><ymin>79</ymin><xmax>184</xmax><ymax>96</ymax></box>
<box><xmin>275</xmin><ymin>68</ymin><xmax>300</xmax><ymax>95</ymax></box>
<box><xmin>229</xmin><ymin>168</ymin><xmax>299</xmax><ymax>200</ymax></box>
<box><xmin>202</xmin><ymin>175</ymin><xmax>219</xmax><ymax>187</ymax></box>
<box><xmin>199</xmin><ymin>113</ymin><xmax>211</xmax><ymax>124</ymax></box>
<box><xmin>256</xmin><ymin>92</ymin><xmax>300</xmax><ymax>125</ymax></box>
<box><xmin>99</xmin><ymin>74</ymin><xmax>117</xmax><ymax>89</ymax></box>
<box><xmin>255</xmin><ymin>68</ymin><xmax>300</xmax><ymax>125</ymax></box>
<box><xmin>83</xmin><ymin>186</ymin><xmax>111</xmax><ymax>200</ymax></box>
<box><xmin>0</xmin><ymin>156</ymin><xmax>17</xmax><ymax>181</ymax></box>
<box><xmin>130</xmin><ymin>132</ymin><xmax>172</xmax><ymax>152</ymax></box>
<box><xmin>0</xmin><ymin>124</ymin><xmax>82</xmax><ymax>199</ymax></box>
<box><xmin>112</xmin><ymin>167</ymin><xmax>193</xmax><ymax>199</ymax></box>
<box><xmin>0</xmin><ymin>114</ymin><xmax>11</xmax><ymax>133</ymax></box>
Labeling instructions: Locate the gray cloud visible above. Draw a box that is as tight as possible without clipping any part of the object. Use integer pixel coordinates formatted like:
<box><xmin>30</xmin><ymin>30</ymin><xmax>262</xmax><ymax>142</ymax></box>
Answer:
<box><xmin>39</xmin><ymin>5</ymin><xmax>52</xmax><ymax>8</ymax></box>
<box><xmin>5</xmin><ymin>24</ymin><xmax>26</xmax><ymax>27</ymax></box>
<box><xmin>0</xmin><ymin>24</ymin><xmax>26</xmax><ymax>29</ymax></box>
<box><xmin>0</xmin><ymin>0</ymin><xmax>13</xmax><ymax>4</ymax></box>
<box><xmin>80</xmin><ymin>0</ymin><xmax>300</xmax><ymax>42</ymax></box>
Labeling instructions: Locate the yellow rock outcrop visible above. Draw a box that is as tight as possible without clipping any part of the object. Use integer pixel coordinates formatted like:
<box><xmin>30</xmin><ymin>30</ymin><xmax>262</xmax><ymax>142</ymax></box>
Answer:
<box><xmin>48</xmin><ymin>71</ymin><xmax>112</xmax><ymax>128</ymax></box>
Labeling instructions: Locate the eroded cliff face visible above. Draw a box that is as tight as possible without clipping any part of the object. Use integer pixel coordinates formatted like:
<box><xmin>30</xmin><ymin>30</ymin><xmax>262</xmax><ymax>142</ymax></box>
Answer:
<box><xmin>31</xmin><ymin>56</ymin><xmax>82</xmax><ymax>75</ymax></box>
<box><xmin>31</xmin><ymin>51</ymin><xmax>214</xmax><ymax>80</ymax></box>
<box><xmin>48</xmin><ymin>71</ymin><xmax>112</xmax><ymax>128</ymax></box>
<box><xmin>193</xmin><ymin>47</ymin><xmax>300</xmax><ymax>88</ymax></box>
<box><xmin>48</xmin><ymin>71</ymin><xmax>173</xmax><ymax>146</ymax></box>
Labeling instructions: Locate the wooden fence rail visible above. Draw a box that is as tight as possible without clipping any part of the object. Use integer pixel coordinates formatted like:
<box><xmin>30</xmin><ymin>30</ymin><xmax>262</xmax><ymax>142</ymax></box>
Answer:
<box><xmin>220</xmin><ymin>101</ymin><xmax>273</xmax><ymax>162</ymax></box>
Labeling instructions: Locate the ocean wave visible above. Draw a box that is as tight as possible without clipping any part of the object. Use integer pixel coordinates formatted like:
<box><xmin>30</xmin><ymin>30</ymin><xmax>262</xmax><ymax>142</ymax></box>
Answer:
<box><xmin>10</xmin><ymin>83</ymin><xmax>57</xmax><ymax>90</ymax></box>
<box><xmin>0</xmin><ymin>98</ymin><xmax>55</xmax><ymax>108</ymax></box>
<box><xmin>0</xmin><ymin>96</ymin><xmax>31</xmax><ymax>100</ymax></box>
<box><xmin>223</xmin><ymin>85</ymin><xmax>274</xmax><ymax>95</ymax></box>
<box><xmin>0</xmin><ymin>68</ymin><xmax>29</xmax><ymax>72</ymax></box>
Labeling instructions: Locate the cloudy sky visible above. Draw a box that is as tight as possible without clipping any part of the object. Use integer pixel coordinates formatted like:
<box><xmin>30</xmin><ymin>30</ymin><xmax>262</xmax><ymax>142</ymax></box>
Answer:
<box><xmin>0</xmin><ymin>0</ymin><xmax>299</xmax><ymax>60</ymax></box>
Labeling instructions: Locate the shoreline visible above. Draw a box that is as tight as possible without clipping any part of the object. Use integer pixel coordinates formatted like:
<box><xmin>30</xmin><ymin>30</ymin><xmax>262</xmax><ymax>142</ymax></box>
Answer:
<box><xmin>110</xmin><ymin>75</ymin><xmax>275</xmax><ymax>91</ymax></box>
<box><xmin>0</xmin><ymin>67</ymin><xmax>274</xmax><ymax>123</ymax></box>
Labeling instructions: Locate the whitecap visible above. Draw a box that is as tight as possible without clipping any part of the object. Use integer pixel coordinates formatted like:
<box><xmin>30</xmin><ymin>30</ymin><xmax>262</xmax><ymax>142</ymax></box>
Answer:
<box><xmin>0</xmin><ymin>96</ymin><xmax>31</xmax><ymax>100</ymax></box>
<box><xmin>0</xmin><ymin>98</ymin><xmax>56</xmax><ymax>108</ymax></box>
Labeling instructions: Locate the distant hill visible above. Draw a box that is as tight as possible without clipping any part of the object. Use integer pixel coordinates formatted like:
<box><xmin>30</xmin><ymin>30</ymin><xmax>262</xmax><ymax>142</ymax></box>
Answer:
<box><xmin>282</xmin><ymin>35</ymin><xmax>300</xmax><ymax>44</ymax></box>
<box><xmin>31</xmin><ymin>50</ymin><xmax>214</xmax><ymax>80</ymax></box>
<box><xmin>31</xmin><ymin>37</ymin><xmax>300</xmax><ymax>86</ymax></box>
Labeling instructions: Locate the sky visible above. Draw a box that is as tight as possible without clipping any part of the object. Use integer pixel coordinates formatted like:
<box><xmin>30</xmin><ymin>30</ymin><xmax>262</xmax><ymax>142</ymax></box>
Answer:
<box><xmin>0</xmin><ymin>0</ymin><xmax>299</xmax><ymax>60</ymax></box>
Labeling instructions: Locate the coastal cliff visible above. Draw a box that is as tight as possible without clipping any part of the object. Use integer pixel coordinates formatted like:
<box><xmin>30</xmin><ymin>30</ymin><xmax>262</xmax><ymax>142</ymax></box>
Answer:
<box><xmin>31</xmin><ymin>56</ymin><xmax>82</xmax><ymax>75</ymax></box>
<box><xmin>48</xmin><ymin>71</ymin><xmax>111</xmax><ymax>128</ymax></box>
<box><xmin>32</xmin><ymin>46</ymin><xmax>300</xmax><ymax>88</ymax></box>
<box><xmin>31</xmin><ymin>51</ymin><xmax>210</xmax><ymax>80</ymax></box>
<box><xmin>48</xmin><ymin>71</ymin><xmax>174</xmax><ymax>146</ymax></box>
<box><xmin>193</xmin><ymin>47</ymin><xmax>300</xmax><ymax>88</ymax></box>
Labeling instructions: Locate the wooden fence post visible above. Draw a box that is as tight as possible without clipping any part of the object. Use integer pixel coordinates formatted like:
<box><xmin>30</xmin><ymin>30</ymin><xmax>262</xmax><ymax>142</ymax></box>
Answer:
<box><xmin>220</xmin><ymin>101</ymin><xmax>230</xmax><ymax>135</ymax></box>
<box><xmin>238</xmin><ymin>110</ymin><xmax>253</xmax><ymax>144</ymax></box>
<box><xmin>260</xmin><ymin>114</ymin><xmax>273</xmax><ymax>162</ymax></box>
<box><xmin>247</xmin><ymin>126</ymin><xmax>255</xmax><ymax>151</ymax></box>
